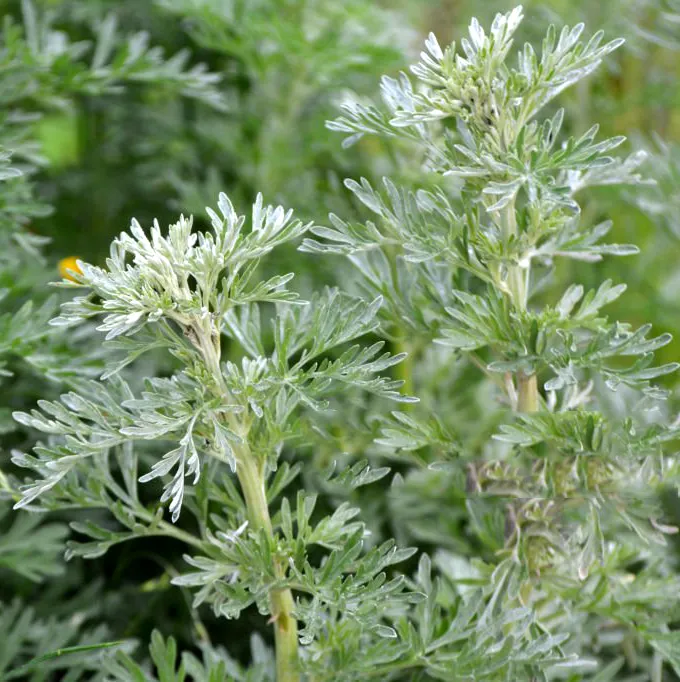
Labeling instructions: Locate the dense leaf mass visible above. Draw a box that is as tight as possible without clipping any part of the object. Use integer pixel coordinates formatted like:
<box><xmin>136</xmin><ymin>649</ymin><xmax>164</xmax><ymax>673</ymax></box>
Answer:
<box><xmin>2</xmin><ymin>1</ymin><xmax>680</xmax><ymax>681</ymax></box>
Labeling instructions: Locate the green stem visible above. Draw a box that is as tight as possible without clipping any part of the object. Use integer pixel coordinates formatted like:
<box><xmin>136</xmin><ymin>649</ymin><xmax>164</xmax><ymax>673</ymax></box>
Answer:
<box><xmin>195</xmin><ymin>321</ymin><xmax>300</xmax><ymax>681</ymax></box>
<box><xmin>499</xmin><ymin>201</ymin><xmax>527</xmax><ymax>309</ymax></box>
<box><xmin>499</xmin><ymin>201</ymin><xmax>538</xmax><ymax>413</ymax></box>
<box><xmin>517</xmin><ymin>370</ymin><xmax>539</xmax><ymax>413</ymax></box>
<box><xmin>237</xmin><ymin>453</ymin><xmax>299</xmax><ymax>682</ymax></box>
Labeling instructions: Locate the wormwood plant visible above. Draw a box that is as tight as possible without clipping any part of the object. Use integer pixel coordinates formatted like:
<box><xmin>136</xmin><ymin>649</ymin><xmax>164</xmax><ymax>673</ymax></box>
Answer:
<box><xmin>8</xmin><ymin>4</ymin><xmax>680</xmax><ymax>681</ymax></box>
<box><xmin>304</xmin><ymin>5</ymin><xmax>680</xmax><ymax>680</ymax></box>
<box><xmin>10</xmin><ymin>194</ymin><xmax>421</xmax><ymax>680</ymax></box>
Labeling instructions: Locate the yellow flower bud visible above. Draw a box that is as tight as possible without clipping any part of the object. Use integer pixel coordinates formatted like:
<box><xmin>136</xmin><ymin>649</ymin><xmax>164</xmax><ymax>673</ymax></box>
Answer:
<box><xmin>58</xmin><ymin>256</ymin><xmax>84</xmax><ymax>282</ymax></box>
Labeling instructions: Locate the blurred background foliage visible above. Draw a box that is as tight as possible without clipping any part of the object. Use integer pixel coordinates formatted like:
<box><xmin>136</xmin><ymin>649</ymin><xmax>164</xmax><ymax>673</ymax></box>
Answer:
<box><xmin>1</xmin><ymin>0</ymin><xmax>680</xmax><ymax>678</ymax></box>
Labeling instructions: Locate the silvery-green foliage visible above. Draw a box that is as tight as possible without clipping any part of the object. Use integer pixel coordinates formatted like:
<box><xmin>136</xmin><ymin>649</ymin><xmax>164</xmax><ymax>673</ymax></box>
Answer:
<box><xmin>0</xmin><ymin>597</ymin><xmax>125</xmax><ymax>682</ymax></box>
<box><xmin>0</xmin><ymin>146</ymin><xmax>56</xmax><ymax>402</ymax></box>
<box><xmin>52</xmin><ymin>193</ymin><xmax>310</xmax><ymax>340</ymax></box>
<box><xmin>309</xmin><ymin>5</ymin><xmax>680</xmax><ymax>679</ymax></box>
<box><xmin>102</xmin><ymin>630</ymin><xmax>274</xmax><ymax>682</ymax></box>
<box><xmin>16</xmin><ymin>194</ymin><xmax>411</xmax><ymax>519</ymax></box>
<box><xmin>0</xmin><ymin>0</ymin><xmax>230</xmax><ymax>389</ymax></box>
<box><xmin>621</xmin><ymin>137</ymin><xmax>680</xmax><ymax>367</ymax></box>
<box><xmin>6</xmin><ymin>2</ymin><xmax>680</xmax><ymax>680</ymax></box>
<box><xmin>446</xmin><ymin>0</ymin><xmax>679</xmax><ymax>55</ymax></box>
<box><xmin>0</xmin><ymin>0</ymin><xmax>231</xmax><ymax>259</ymax></box>
<box><xmin>11</xmin><ymin>192</ymin><xmax>431</xmax><ymax>678</ymax></box>
<box><xmin>0</xmin><ymin>501</ymin><xmax>66</xmax><ymax>582</ymax></box>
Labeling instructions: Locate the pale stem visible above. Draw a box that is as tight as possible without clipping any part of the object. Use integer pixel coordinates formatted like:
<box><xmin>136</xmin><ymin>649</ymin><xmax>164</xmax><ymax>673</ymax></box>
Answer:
<box><xmin>517</xmin><ymin>370</ymin><xmax>539</xmax><ymax>413</ymax></box>
<box><xmin>236</xmin><ymin>452</ymin><xmax>299</xmax><ymax>682</ymax></box>
<box><xmin>196</xmin><ymin>321</ymin><xmax>300</xmax><ymax>681</ymax></box>
<box><xmin>499</xmin><ymin>200</ymin><xmax>538</xmax><ymax>413</ymax></box>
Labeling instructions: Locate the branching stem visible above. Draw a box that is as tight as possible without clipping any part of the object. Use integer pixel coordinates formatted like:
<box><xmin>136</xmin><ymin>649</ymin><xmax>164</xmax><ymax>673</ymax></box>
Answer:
<box><xmin>195</xmin><ymin>320</ymin><xmax>300</xmax><ymax>681</ymax></box>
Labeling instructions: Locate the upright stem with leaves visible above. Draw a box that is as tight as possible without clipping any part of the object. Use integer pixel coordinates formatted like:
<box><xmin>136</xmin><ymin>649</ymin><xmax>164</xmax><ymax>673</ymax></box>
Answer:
<box><xmin>8</xmin><ymin>4</ymin><xmax>680</xmax><ymax>680</ymax></box>
<box><xmin>498</xmin><ymin>196</ymin><xmax>537</xmax><ymax>412</ymax></box>
<box><xmin>11</xmin><ymin>193</ymin><xmax>420</xmax><ymax>681</ymax></box>
<box><xmin>175</xmin><ymin>296</ymin><xmax>301</xmax><ymax>680</ymax></box>
<box><xmin>304</xmin><ymin>5</ymin><xmax>680</xmax><ymax>678</ymax></box>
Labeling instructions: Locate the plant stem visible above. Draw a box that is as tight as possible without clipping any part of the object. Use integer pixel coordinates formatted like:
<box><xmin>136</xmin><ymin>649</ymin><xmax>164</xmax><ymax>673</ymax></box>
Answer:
<box><xmin>499</xmin><ymin>200</ymin><xmax>527</xmax><ymax>310</ymax></box>
<box><xmin>196</xmin><ymin>321</ymin><xmax>300</xmax><ymax>681</ymax></box>
<box><xmin>499</xmin><ymin>201</ymin><xmax>538</xmax><ymax>413</ymax></box>
<box><xmin>517</xmin><ymin>370</ymin><xmax>538</xmax><ymax>413</ymax></box>
<box><xmin>236</xmin><ymin>453</ymin><xmax>299</xmax><ymax>682</ymax></box>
